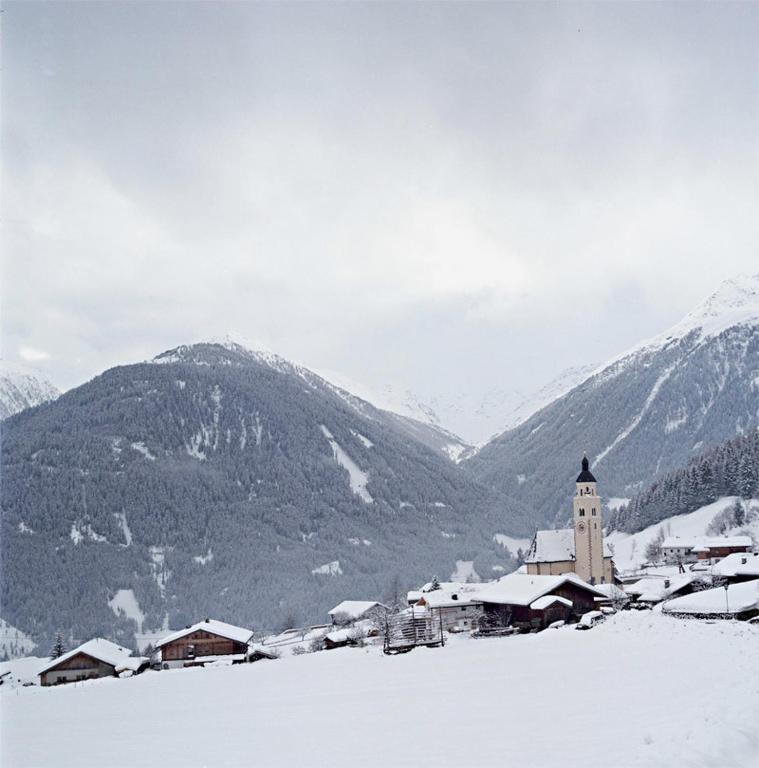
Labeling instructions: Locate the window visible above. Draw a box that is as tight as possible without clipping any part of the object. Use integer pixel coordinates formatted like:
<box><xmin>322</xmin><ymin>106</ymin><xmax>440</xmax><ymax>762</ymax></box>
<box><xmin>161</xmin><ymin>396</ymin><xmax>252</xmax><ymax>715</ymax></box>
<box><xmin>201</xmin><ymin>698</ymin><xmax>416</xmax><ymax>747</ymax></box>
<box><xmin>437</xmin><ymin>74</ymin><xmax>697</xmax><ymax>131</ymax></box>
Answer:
<box><xmin>579</xmin><ymin>509</ymin><xmax>585</xmax><ymax>517</ymax></box>
<box><xmin>592</xmin><ymin>508</ymin><xmax>596</xmax><ymax>516</ymax></box>
<box><xmin>586</xmin><ymin>487</ymin><xmax>590</xmax><ymax>494</ymax></box>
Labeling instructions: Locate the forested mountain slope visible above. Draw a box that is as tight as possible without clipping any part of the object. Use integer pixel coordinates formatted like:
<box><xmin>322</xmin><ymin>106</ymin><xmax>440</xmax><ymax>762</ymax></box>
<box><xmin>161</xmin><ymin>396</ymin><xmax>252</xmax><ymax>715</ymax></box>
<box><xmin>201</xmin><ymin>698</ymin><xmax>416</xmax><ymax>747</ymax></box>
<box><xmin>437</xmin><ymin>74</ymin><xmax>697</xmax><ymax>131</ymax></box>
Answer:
<box><xmin>608</xmin><ymin>429</ymin><xmax>759</xmax><ymax>534</ymax></box>
<box><xmin>466</xmin><ymin>275</ymin><xmax>759</xmax><ymax>530</ymax></box>
<box><xmin>1</xmin><ymin>342</ymin><xmax>522</xmax><ymax>650</ymax></box>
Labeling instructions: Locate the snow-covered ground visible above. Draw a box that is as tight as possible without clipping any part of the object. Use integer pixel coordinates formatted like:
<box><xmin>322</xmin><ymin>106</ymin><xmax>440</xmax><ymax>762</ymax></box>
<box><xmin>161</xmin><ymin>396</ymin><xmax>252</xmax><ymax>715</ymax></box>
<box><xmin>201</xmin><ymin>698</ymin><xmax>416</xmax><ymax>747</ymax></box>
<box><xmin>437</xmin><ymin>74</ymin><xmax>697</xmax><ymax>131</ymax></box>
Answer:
<box><xmin>3</xmin><ymin>612</ymin><xmax>757</xmax><ymax>768</ymax></box>
<box><xmin>607</xmin><ymin>497</ymin><xmax>759</xmax><ymax>573</ymax></box>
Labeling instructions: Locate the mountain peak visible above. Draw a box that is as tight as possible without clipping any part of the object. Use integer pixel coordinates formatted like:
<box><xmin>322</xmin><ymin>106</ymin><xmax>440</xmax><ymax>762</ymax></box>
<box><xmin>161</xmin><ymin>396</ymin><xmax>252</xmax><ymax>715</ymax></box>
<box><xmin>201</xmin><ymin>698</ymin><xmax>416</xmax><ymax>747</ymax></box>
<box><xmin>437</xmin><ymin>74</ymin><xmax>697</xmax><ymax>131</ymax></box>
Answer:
<box><xmin>151</xmin><ymin>336</ymin><xmax>301</xmax><ymax>376</ymax></box>
<box><xmin>679</xmin><ymin>273</ymin><xmax>759</xmax><ymax>335</ymax></box>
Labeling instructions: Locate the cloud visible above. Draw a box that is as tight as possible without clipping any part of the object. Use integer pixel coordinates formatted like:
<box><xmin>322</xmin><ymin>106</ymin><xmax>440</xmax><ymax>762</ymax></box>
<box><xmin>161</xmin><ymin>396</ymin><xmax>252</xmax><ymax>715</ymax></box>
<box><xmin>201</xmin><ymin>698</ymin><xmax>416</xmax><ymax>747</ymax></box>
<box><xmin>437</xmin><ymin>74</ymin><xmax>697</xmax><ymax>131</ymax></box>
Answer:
<box><xmin>2</xmin><ymin>1</ymin><xmax>757</xmax><ymax>408</ymax></box>
<box><xmin>18</xmin><ymin>345</ymin><xmax>50</xmax><ymax>363</ymax></box>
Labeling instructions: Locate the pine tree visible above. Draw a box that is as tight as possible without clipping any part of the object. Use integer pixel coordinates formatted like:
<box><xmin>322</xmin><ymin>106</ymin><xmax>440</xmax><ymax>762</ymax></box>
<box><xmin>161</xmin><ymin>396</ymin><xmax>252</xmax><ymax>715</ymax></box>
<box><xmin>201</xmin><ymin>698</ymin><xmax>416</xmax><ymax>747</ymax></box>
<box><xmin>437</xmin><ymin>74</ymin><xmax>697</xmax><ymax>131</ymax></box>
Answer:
<box><xmin>733</xmin><ymin>498</ymin><xmax>745</xmax><ymax>528</ymax></box>
<box><xmin>50</xmin><ymin>632</ymin><xmax>65</xmax><ymax>660</ymax></box>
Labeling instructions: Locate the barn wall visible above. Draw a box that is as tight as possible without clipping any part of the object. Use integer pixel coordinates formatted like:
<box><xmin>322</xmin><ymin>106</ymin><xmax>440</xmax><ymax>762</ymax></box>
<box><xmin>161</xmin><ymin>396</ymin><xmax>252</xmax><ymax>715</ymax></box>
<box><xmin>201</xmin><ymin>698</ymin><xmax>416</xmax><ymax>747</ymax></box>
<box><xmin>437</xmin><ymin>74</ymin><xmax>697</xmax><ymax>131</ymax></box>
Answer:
<box><xmin>161</xmin><ymin>630</ymin><xmax>247</xmax><ymax>662</ymax></box>
<box><xmin>40</xmin><ymin>654</ymin><xmax>115</xmax><ymax>686</ymax></box>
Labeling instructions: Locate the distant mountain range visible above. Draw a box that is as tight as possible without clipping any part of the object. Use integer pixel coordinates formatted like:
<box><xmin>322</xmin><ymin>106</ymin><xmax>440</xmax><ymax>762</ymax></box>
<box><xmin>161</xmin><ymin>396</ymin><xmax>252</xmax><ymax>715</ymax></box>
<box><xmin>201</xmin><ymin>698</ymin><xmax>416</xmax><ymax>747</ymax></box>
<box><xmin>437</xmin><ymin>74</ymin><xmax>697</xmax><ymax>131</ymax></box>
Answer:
<box><xmin>1</xmin><ymin>340</ymin><xmax>525</xmax><ymax>650</ymax></box>
<box><xmin>465</xmin><ymin>274</ymin><xmax>759</xmax><ymax>530</ymax></box>
<box><xmin>335</xmin><ymin>364</ymin><xmax>597</xmax><ymax>447</ymax></box>
<box><xmin>0</xmin><ymin>364</ymin><xmax>59</xmax><ymax>420</ymax></box>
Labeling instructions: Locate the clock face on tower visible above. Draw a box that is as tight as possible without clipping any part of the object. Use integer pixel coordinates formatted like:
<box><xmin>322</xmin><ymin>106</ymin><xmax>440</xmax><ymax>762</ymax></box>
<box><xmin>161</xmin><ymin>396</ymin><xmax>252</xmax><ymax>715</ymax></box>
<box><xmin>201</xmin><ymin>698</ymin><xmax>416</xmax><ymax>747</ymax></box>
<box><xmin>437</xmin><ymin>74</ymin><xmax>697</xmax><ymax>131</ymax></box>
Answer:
<box><xmin>576</xmin><ymin>520</ymin><xmax>587</xmax><ymax>534</ymax></box>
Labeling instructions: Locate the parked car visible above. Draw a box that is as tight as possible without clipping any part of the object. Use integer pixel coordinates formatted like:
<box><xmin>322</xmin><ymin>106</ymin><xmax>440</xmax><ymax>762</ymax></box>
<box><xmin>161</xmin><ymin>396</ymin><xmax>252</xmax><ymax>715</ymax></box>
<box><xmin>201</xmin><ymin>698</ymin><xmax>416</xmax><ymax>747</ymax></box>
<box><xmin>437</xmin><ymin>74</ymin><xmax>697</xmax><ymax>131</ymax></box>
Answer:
<box><xmin>547</xmin><ymin>620</ymin><xmax>565</xmax><ymax>629</ymax></box>
<box><xmin>576</xmin><ymin>611</ymin><xmax>605</xmax><ymax>630</ymax></box>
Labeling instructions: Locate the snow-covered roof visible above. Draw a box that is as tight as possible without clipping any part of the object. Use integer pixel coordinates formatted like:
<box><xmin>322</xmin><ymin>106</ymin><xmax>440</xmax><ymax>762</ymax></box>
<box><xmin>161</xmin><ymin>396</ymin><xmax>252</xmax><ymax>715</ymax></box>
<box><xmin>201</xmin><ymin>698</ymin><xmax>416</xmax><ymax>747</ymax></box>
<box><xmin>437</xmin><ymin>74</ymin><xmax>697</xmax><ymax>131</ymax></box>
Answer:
<box><xmin>530</xmin><ymin>595</ymin><xmax>573</xmax><ymax>610</ymax></box>
<box><xmin>663</xmin><ymin>579</ymin><xmax>759</xmax><ymax>616</ymax></box>
<box><xmin>625</xmin><ymin>574</ymin><xmax>699</xmax><ymax>602</ymax></box>
<box><xmin>418</xmin><ymin>590</ymin><xmax>482</xmax><ymax>608</ymax></box>
<box><xmin>475</xmin><ymin>572</ymin><xmax>607</xmax><ymax>606</ymax></box>
<box><xmin>704</xmin><ymin>536</ymin><xmax>753</xmax><ymax>549</ymax></box>
<box><xmin>156</xmin><ymin>619</ymin><xmax>252</xmax><ymax>648</ymax></box>
<box><xmin>663</xmin><ymin>535</ymin><xmax>753</xmax><ymax>551</ymax></box>
<box><xmin>328</xmin><ymin>601</ymin><xmax>385</xmax><ymax>620</ymax></box>
<box><xmin>710</xmin><ymin>552</ymin><xmax>759</xmax><ymax>578</ymax></box>
<box><xmin>525</xmin><ymin>529</ymin><xmax>613</xmax><ymax>564</ymax></box>
<box><xmin>39</xmin><ymin>639</ymin><xmax>147</xmax><ymax>675</ymax></box>
<box><xmin>662</xmin><ymin>537</ymin><xmax>703</xmax><ymax>550</ymax></box>
<box><xmin>325</xmin><ymin>629</ymin><xmax>356</xmax><ymax>644</ymax></box>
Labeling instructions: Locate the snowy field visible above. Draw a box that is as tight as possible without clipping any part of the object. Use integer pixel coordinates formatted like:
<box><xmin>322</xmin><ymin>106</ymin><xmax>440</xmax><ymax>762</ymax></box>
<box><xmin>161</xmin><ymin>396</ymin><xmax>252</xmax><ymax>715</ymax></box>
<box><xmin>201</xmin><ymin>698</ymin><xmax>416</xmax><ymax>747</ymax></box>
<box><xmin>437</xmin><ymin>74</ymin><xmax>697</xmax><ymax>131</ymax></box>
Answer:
<box><xmin>2</xmin><ymin>612</ymin><xmax>758</xmax><ymax>768</ymax></box>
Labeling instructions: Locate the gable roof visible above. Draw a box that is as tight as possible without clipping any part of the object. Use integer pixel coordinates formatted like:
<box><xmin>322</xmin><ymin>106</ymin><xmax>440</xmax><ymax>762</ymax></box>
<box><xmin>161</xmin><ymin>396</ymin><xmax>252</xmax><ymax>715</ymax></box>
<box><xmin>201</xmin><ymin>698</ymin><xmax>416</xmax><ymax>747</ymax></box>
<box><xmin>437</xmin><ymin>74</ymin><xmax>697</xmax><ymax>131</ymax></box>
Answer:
<box><xmin>525</xmin><ymin>529</ymin><xmax>613</xmax><ymax>564</ymax></box>
<box><xmin>624</xmin><ymin>573</ymin><xmax>700</xmax><ymax>602</ymax></box>
<box><xmin>39</xmin><ymin>638</ymin><xmax>146</xmax><ymax>675</ymax></box>
<box><xmin>156</xmin><ymin>619</ymin><xmax>252</xmax><ymax>648</ymax></box>
<box><xmin>417</xmin><ymin>589</ymin><xmax>482</xmax><ymax>609</ymax></box>
<box><xmin>475</xmin><ymin>572</ymin><xmax>606</xmax><ymax>607</ymax></box>
<box><xmin>530</xmin><ymin>595</ymin><xmax>573</xmax><ymax>610</ymax></box>
<box><xmin>328</xmin><ymin>601</ymin><xmax>386</xmax><ymax>620</ymax></box>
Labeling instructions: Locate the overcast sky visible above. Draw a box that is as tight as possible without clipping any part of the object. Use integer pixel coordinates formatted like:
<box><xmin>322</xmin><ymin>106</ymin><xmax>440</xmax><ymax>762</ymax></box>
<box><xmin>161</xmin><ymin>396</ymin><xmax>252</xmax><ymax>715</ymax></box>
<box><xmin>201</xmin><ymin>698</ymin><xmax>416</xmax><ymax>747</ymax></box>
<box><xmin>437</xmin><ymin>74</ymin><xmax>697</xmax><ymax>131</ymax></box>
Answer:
<box><xmin>3</xmin><ymin>1</ymin><xmax>757</xmax><ymax>438</ymax></box>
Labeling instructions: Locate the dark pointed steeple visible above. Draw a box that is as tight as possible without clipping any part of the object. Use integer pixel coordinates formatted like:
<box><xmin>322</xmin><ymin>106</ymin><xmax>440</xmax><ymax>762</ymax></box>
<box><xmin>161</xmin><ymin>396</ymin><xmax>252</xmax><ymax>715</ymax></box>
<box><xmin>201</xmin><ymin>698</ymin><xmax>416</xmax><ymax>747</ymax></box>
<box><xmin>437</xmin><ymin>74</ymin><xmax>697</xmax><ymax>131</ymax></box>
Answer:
<box><xmin>576</xmin><ymin>455</ymin><xmax>596</xmax><ymax>483</ymax></box>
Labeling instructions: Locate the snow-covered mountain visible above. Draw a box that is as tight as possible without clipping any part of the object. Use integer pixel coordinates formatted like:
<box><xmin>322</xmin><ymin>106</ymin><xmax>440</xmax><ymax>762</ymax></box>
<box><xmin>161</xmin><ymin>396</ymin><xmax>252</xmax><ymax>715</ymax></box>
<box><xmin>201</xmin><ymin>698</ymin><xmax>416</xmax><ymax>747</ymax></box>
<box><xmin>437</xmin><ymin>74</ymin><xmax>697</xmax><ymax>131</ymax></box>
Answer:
<box><xmin>1</xmin><ymin>340</ymin><xmax>523</xmax><ymax>649</ymax></box>
<box><xmin>466</xmin><ymin>274</ymin><xmax>759</xmax><ymax>531</ymax></box>
<box><xmin>0</xmin><ymin>364</ymin><xmax>59</xmax><ymax>420</ymax></box>
<box><xmin>341</xmin><ymin>365</ymin><xmax>597</xmax><ymax>449</ymax></box>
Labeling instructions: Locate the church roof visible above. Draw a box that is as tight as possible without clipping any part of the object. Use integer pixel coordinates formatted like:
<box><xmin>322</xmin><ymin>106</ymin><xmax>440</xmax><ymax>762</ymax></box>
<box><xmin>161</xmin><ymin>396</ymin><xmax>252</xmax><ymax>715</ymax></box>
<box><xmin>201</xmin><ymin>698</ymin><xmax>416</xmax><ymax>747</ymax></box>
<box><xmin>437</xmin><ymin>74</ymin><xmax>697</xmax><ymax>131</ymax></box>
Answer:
<box><xmin>525</xmin><ymin>528</ymin><xmax>613</xmax><ymax>564</ymax></box>
<box><xmin>576</xmin><ymin>456</ymin><xmax>596</xmax><ymax>483</ymax></box>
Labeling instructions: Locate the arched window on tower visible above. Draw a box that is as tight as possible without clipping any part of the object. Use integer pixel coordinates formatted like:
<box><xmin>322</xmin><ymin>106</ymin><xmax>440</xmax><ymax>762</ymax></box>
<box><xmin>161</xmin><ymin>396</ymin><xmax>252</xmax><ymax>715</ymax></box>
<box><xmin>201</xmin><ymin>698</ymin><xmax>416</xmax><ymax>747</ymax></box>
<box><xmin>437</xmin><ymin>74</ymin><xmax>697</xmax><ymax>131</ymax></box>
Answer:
<box><xmin>579</xmin><ymin>509</ymin><xmax>585</xmax><ymax>517</ymax></box>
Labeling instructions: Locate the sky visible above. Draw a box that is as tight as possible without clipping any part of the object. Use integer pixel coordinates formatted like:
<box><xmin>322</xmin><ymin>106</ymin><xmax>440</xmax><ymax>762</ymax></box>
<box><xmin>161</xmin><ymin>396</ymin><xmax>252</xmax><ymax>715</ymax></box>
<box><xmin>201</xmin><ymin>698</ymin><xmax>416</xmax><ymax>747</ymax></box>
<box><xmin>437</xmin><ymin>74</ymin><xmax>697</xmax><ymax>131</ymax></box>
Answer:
<box><xmin>3</xmin><ymin>1</ymin><xmax>758</xmax><ymax>441</ymax></box>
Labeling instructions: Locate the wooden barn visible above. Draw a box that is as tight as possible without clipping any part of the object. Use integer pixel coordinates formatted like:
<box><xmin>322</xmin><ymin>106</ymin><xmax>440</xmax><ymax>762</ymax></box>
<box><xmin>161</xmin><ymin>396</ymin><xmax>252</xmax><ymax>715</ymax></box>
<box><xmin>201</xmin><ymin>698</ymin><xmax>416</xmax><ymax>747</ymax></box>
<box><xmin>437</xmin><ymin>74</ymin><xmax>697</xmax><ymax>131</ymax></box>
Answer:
<box><xmin>39</xmin><ymin>638</ymin><xmax>148</xmax><ymax>686</ymax></box>
<box><xmin>476</xmin><ymin>572</ymin><xmax>607</xmax><ymax>631</ymax></box>
<box><xmin>156</xmin><ymin>619</ymin><xmax>253</xmax><ymax>669</ymax></box>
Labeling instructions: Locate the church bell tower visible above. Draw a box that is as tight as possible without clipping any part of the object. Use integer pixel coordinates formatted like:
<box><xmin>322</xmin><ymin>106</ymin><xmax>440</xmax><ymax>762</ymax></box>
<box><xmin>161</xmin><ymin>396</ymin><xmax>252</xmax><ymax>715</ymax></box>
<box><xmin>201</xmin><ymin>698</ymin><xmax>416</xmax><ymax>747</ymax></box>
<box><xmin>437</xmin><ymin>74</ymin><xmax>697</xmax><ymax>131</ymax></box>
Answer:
<box><xmin>573</xmin><ymin>456</ymin><xmax>604</xmax><ymax>584</ymax></box>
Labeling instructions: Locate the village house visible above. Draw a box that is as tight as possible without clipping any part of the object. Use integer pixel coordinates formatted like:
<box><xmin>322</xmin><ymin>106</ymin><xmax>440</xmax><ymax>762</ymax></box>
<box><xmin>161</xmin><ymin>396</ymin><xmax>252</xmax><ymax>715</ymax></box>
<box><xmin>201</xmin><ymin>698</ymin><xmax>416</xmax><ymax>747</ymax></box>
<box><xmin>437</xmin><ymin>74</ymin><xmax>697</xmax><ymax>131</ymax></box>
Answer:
<box><xmin>476</xmin><ymin>572</ymin><xmax>607</xmax><ymax>631</ymax></box>
<box><xmin>39</xmin><ymin>638</ymin><xmax>148</xmax><ymax>686</ymax></box>
<box><xmin>156</xmin><ymin>619</ymin><xmax>253</xmax><ymax>669</ymax></box>
<box><xmin>525</xmin><ymin>457</ymin><xmax>615</xmax><ymax>584</ymax></box>
<box><xmin>328</xmin><ymin>600</ymin><xmax>388</xmax><ymax>626</ymax></box>
<box><xmin>710</xmin><ymin>551</ymin><xmax>759</xmax><ymax>583</ymax></box>
<box><xmin>414</xmin><ymin>587</ymin><xmax>483</xmax><ymax>632</ymax></box>
<box><xmin>662</xmin><ymin>535</ymin><xmax>753</xmax><ymax>564</ymax></box>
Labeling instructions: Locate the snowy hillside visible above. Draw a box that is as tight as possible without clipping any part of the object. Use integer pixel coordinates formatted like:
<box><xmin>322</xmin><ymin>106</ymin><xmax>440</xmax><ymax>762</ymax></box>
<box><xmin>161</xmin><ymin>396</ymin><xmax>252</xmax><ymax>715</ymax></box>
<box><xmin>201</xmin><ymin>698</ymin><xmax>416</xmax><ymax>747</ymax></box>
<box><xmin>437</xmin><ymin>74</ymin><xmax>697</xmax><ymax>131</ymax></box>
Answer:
<box><xmin>3</xmin><ymin>612</ymin><xmax>758</xmax><ymax>768</ymax></box>
<box><xmin>607</xmin><ymin>496</ymin><xmax>759</xmax><ymax>572</ymax></box>
<box><xmin>467</xmin><ymin>274</ymin><xmax>759</xmax><ymax>530</ymax></box>
<box><xmin>0</xmin><ymin>364</ymin><xmax>58</xmax><ymax>420</ymax></box>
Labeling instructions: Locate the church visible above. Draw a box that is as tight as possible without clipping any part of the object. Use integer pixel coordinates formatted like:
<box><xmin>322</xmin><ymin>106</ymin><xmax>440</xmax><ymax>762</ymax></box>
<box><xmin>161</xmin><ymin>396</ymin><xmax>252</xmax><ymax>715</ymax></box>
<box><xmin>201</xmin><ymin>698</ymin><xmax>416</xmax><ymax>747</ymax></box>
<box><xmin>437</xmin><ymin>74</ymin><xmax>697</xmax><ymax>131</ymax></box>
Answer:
<box><xmin>524</xmin><ymin>457</ymin><xmax>615</xmax><ymax>584</ymax></box>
